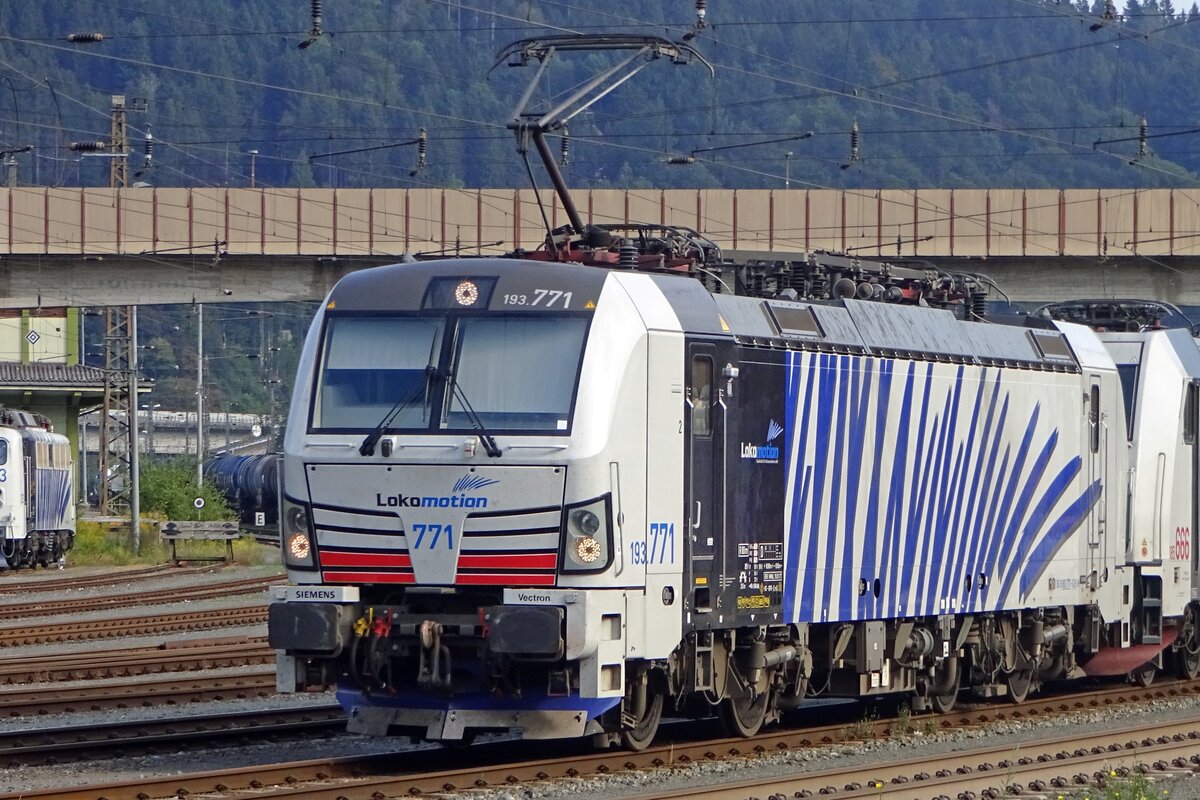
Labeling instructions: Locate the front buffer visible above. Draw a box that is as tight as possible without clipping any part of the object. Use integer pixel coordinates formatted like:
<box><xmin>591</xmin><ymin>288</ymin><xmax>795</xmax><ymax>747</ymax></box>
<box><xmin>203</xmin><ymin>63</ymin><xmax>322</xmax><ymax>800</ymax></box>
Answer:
<box><xmin>271</xmin><ymin>584</ymin><xmax>637</xmax><ymax>741</ymax></box>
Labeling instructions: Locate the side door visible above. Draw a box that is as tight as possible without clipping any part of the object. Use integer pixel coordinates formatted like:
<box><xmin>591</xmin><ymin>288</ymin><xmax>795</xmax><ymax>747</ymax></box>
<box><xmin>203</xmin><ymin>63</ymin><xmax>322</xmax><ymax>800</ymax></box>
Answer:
<box><xmin>686</xmin><ymin>343</ymin><xmax>722</xmax><ymax>621</ymax></box>
<box><xmin>1086</xmin><ymin>377</ymin><xmax>1104</xmax><ymax>577</ymax></box>
<box><xmin>1187</xmin><ymin>380</ymin><xmax>1199</xmax><ymax>595</ymax></box>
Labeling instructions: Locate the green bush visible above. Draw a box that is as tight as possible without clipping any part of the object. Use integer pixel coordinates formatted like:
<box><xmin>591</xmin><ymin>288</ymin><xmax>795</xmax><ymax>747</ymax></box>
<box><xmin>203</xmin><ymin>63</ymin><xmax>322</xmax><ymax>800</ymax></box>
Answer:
<box><xmin>138</xmin><ymin>460</ymin><xmax>235</xmax><ymax>522</ymax></box>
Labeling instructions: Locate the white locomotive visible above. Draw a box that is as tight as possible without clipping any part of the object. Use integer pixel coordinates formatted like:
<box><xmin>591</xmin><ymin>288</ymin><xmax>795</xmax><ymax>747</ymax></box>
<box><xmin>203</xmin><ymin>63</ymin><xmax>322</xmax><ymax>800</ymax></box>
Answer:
<box><xmin>0</xmin><ymin>409</ymin><xmax>75</xmax><ymax>569</ymax></box>
<box><xmin>267</xmin><ymin>251</ymin><xmax>1199</xmax><ymax>748</ymax></box>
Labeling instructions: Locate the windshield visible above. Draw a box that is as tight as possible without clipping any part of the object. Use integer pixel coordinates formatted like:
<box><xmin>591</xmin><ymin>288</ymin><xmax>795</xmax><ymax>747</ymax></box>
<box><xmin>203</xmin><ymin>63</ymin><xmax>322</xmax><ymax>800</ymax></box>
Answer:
<box><xmin>445</xmin><ymin>316</ymin><xmax>588</xmax><ymax>432</ymax></box>
<box><xmin>311</xmin><ymin>313</ymin><xmax>588</xmax><ymax>434</ymax></box>
<box><xmin>313</xmin><ymin>316</ymin><xmax>443</xmax><ymax>431</ymax></box>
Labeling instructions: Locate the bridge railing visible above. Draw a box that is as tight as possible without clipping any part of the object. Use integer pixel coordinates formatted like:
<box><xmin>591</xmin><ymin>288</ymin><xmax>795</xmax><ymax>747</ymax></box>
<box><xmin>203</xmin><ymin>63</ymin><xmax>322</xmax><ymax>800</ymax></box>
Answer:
<box><xmin>2</xmin><ymin>187</ymin><xmax>1196</xmax><ymax>260</ymax></box>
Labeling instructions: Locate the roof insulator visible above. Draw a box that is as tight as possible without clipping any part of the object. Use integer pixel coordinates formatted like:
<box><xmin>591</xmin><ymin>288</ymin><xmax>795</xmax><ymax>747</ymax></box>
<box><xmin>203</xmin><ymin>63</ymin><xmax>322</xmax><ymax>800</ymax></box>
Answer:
<box><xmin>1090</xmin><ymin>0</ymin><xmax>1116</xmax><ymax>31</ymax></box>
<box><xmin>299</xmin><ymin>0</ymin><xmax>324</xmax><ymax>49</ymax></box>
<box><xmin>841</xmin><ymin>121</ymin><xmax>860</xmax><ymax>170</ymax></box>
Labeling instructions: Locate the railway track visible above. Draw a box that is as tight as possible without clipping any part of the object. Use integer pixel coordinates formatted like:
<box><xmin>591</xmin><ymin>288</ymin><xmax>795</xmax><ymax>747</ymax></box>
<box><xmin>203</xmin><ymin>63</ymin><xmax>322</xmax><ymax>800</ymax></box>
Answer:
<box><xmin>7</xmin><ymin>678</ymin><xmax>1200</xmax><ymax>799</ymax></box>
<box><xmin>0</xmin><ymin>563</ymin><xmax>215</xmax><ymax>593</ymax></box>
<box><xmin>0</xmin><ymin>635</ymin><xmax>273</xmax><ymax>684</ymax></box>
<box><xmin>618</xmin><ymin>717</ymin><xmax>1200</xmax><ymax>800</ymax></box>
<box><xmin>0</xmin><ymin>666</ymin><xmax>278</xmax><ymax>717</ymax></box>
<box><xmin>0</xmin><ymin>704</ymin><xmax>345</xmax><ymax>767</ymax></box>
<box><xmin>10</xmin><ymin>712</ymin><xmax>1200</xmax><ymax>800</ymax></box>
<box><xmin>0</xmin><ymin>574</ymin><xmax>282</xmax><ymax>616</ymax></box>
<box><xmin>0</xmin><ymin>604</ymin><xmax>267</xmax><ymax>646</ymax></box>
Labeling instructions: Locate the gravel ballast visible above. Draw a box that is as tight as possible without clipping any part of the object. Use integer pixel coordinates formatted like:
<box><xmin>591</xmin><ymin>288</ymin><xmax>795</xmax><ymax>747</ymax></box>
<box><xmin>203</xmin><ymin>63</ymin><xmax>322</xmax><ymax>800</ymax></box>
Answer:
<box><xmin>3</xmin><ymin>563</ymin><xmax>1200</xmax><ymax>798</ymax></box>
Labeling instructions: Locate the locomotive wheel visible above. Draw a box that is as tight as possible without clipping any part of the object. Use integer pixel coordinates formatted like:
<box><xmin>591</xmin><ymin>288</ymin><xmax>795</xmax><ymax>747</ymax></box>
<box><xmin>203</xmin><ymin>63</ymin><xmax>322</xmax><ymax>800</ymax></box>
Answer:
<box><xmin>619</xmin><ymin>683</ymin><xmax>664</xmax><ymax>751</ymax></box>
<box><xmin>719</xmin><ymin>690</ymin><xmax>769</xmax><ymax>738</ymax></box>
<box><xmin>927</xmin><ymin>657</ymin><xmax>960</xmax><ymax>714</ymax></box>
<box><xmin>1130</xmin><ymin>662</ymin><xmax>1157</xmax><ymax>688</ymax></box>
<box><xmin>1005</xmin><ymin>667</ymin><xmax>1035</xmax><ymax>704</ymax></box>
<box><xmin>1176</xmin><ymin>606</ymin><xmax>1200</xmax><ymax>679</ymax></box>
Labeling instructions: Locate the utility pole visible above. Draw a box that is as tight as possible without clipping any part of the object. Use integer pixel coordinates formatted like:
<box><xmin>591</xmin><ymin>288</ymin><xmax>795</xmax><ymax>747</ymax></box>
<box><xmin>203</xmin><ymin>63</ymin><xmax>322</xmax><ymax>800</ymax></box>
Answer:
<box><xmin>109</xmin><ymin>95</ymin><xmax>127</xmax><ymax>189</ymax></box>
<box><xmin>196</xmin><ymin>303</ymin><xmax>204</xmax><ymax>490</ymax></box>
<box><xmin>96</xmin><ymin>93</ymin><xmax>141</xmax><ymax>544</ymax></box>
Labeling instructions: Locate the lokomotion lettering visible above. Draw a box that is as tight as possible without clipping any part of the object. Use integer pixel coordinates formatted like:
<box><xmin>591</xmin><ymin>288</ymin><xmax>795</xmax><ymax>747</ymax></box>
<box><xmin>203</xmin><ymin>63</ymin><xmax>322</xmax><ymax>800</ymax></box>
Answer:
<box><xmin>376</xmin><ymin>492</ymin><xmax>489</xmax><ymax>509</ymax></box>
<box><xmin>739</xmin><ymin>442</ymin><xmax>781</xmax><ymax>462</ymax></box>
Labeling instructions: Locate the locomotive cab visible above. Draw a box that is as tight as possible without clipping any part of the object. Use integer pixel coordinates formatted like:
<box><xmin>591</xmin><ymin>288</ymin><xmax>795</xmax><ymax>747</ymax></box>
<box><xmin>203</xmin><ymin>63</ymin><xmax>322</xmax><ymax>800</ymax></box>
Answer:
<box><xmin>269</xmin><ymin>258</ymin><xmax>684</xmax><ymax>744</ymax></box>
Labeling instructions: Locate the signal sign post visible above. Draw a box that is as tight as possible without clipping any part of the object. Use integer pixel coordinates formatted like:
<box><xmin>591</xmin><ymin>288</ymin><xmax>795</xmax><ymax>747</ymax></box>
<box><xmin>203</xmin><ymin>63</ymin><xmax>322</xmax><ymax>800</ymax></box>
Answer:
<box><xmin>161</xmin><ymin>518</ymin><xmax>238</xmax><ymax>565</ymax></box>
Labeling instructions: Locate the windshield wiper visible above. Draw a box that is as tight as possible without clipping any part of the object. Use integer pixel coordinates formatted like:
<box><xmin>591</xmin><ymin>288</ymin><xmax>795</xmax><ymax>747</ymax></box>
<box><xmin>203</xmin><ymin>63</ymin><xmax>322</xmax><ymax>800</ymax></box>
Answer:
<box><xmin>447</xmin><ymin>375</ymin><xmax>502</xmax><ymax>458</ymax></box>
<box><xmin>358</xmin><ymin>379</ymin><xmax>429</xmax><ymax>456</ymax></box>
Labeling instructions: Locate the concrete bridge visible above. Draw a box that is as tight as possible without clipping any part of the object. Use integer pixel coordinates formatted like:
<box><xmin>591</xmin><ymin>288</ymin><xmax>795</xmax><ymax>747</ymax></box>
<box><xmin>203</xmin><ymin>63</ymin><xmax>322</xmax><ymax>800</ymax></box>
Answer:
<box><xmin>2</xmin><ymin>186</ymin><xmax>1199</xmax><ymax>306</ymax></box>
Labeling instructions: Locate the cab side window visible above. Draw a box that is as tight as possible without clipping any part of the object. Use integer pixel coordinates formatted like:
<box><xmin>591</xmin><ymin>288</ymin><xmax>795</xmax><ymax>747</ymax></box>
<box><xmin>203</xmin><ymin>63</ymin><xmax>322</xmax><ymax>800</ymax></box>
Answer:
<box><xmin>691</xmin><ymin>356</ymin><xmax>713</xmax><ymax>437</ymax></box>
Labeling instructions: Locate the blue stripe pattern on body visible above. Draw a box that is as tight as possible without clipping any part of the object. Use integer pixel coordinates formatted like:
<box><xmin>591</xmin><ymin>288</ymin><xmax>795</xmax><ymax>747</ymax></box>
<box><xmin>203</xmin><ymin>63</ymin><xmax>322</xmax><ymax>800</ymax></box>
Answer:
<box><xmin>781</xmin><ymin>353</ymin><xmax>1100</xmax><ymax>622</ymax></box>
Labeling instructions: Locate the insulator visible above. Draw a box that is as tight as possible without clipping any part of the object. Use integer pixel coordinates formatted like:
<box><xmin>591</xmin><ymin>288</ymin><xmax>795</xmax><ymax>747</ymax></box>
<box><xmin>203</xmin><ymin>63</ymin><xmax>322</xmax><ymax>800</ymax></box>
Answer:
<box><xmin>667</xmin><ymin>155</ymin><xmax>695</xmax><ymax>165</ymax></box>
<box><xmin>143</xmin><ymin>126</ymin><xmax>154</xmax><ymax>164</ymax></box>
<box><xmin>299</xmin><ymin>0</ymin><xmax>323</xmax><ymax>47</ymax></box>
<box><xmin>618</xmin><ymin>243</ymin><xmax>639</xmax><ymax>269</ymax></box>
<box><xmin>695</xmin><ymin>0</ymin><xmax>708</xmax><ymax>23</ymax></box>
<box><xmin>1138</xmin><ymin>115</ymin><xmax>1148</xmax><ymax>158</ymax></box>
<box><xmin>971</xmin><ymin>289</ymin><xmax>987</xmax><ymax>321</ymax></box>
<box><xmin>1103</xmin><ymin>0</ymin><xmax>1116</xmax><ymax>20</ymax></box>
<box><xmin>559</xmin><ymin>127</ymin><xmax>569</xmax><ymax>167</ymax></box>
<box><xmin>416</xmin><ymin>128</ymin><xmax>428</xmax><ymax>168</ymax></box>
<box><xmin>70</xmin><ymin>141</ymin><xmax>107</xmax><ymax>152</ymax></box>
<box><xmin>808</xmin><ymin>272</ymin><xmax>826</xmax><ymax>299</ymax></box>
<box><xmin>849</xmin><ymin>120</ymin><xmax>860</xmax><ymax>164</ymax></box>
<box><xmin>66</xmin><ymin>33</ymin><xmax>104</xmax><ymax>43</ymax></box>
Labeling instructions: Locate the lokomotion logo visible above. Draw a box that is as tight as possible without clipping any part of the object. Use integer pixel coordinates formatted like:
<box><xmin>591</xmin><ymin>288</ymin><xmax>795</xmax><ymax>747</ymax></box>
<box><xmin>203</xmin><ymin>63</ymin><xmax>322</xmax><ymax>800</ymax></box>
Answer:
<box><xmin>376</xmin><ymin>474</ymin><xmax>500</xmax><ymax>509</ymax></box>
<box><xmin>741</xmin><ymin>419</ymin><xmax>783</xmax><ymax>464</ymax></box>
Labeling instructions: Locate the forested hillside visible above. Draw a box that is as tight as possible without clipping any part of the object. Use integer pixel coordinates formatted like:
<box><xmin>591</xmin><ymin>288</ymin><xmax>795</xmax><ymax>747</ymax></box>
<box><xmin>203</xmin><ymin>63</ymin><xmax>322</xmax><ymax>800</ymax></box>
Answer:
<box><xmin>3</xmin><ymin>1</ymin><xmax>1200</xmax><ymax>193</ymax></box>
<box><xmin>8</xmin><ymin>1</ymin><xmax>1200</xmax><ymax>413</ymax></box>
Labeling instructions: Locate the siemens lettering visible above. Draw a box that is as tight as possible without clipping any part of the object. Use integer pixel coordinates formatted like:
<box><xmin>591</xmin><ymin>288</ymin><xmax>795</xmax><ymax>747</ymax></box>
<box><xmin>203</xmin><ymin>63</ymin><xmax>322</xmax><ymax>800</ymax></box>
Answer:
<box><xmin>376</xmin><ymin>492</ymin><xmax>489</xmax><ymax>509</ymax></box>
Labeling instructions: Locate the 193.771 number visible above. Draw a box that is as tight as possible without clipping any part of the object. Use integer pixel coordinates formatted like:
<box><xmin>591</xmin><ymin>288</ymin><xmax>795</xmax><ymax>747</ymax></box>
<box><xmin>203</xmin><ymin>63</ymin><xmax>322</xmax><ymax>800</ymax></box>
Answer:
<box><xmin>502</xmin><ymin>289</ymin><xmax>573</xmax><ymax>308</ymax></box>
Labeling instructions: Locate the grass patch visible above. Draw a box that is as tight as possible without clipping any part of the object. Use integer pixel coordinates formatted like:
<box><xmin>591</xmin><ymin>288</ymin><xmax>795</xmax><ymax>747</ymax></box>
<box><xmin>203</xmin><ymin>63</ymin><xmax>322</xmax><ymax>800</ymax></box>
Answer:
<box><xmin>841</xmin><ymin>706</ymin><xmax>879</xmax><ymax>741</ymax></box>
<box><xmin>69</xmin><ymin>519</ymin><xmax>276</xmax><ymax>567</ymax></box>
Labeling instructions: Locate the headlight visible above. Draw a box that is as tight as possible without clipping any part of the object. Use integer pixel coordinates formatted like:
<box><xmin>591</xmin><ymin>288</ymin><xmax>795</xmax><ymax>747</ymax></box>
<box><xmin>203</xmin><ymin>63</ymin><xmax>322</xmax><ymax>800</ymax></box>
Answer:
<box><xmin>286</xmin><ymin>532</ymin><xmax>311</xmax><ymax>561</ymax></box>
<box><xmin>281</xmin><ymin>495</ymin><xmax>317</xmax><ymax>570</ymax></box>
<box><xmin>561</xmin><ymin>495</ymin><xmax>612</xmax><ymax>574</ymax></box>
<box><xmin>571</xmin><ymin>509</ymin><xmax>600</xmax><ymax>536</ymax></box>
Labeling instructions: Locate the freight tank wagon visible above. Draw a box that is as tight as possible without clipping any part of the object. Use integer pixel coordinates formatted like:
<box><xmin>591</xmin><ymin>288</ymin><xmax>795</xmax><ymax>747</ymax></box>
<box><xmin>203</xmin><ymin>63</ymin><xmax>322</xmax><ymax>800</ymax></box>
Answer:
<box><xmin>269</xmin><ymin>257</ymin><xmax>1129</xmax><ymax>748</ymax></box>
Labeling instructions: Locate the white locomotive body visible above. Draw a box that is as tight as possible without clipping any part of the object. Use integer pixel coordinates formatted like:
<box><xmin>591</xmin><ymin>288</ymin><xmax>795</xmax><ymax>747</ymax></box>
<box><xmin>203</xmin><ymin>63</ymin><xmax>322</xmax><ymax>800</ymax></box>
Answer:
<box><xmin>269</xmin><ymin>256</ymin><xmax>1193</xmax><ymax>747</ymax></box>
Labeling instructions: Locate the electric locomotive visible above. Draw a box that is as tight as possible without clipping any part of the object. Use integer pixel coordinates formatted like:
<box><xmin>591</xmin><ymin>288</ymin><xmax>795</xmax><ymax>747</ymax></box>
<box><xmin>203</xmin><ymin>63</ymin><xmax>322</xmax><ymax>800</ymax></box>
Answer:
<box><xmin>0</xmin><ymin>409</ymin><xmax>75</xmax><ymax>569</ymax></box>
<box><xmin>267</xmin><ymin>28</ymin><xmax>1194</xmax><ymax>747</ymax></box>
<box><xmin>267</xmin><ymin>247</ymin><xmax>1161</xmax><ymax>747</ymax></box>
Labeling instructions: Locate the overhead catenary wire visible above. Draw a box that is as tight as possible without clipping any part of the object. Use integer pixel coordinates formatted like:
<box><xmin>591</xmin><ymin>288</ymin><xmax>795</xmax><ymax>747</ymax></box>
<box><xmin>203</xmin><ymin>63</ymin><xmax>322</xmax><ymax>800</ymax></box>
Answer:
<box><xmin>2</xmin><ymin>5</ymin><xmax>1190</xmax><ymax>188</ymax></box>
